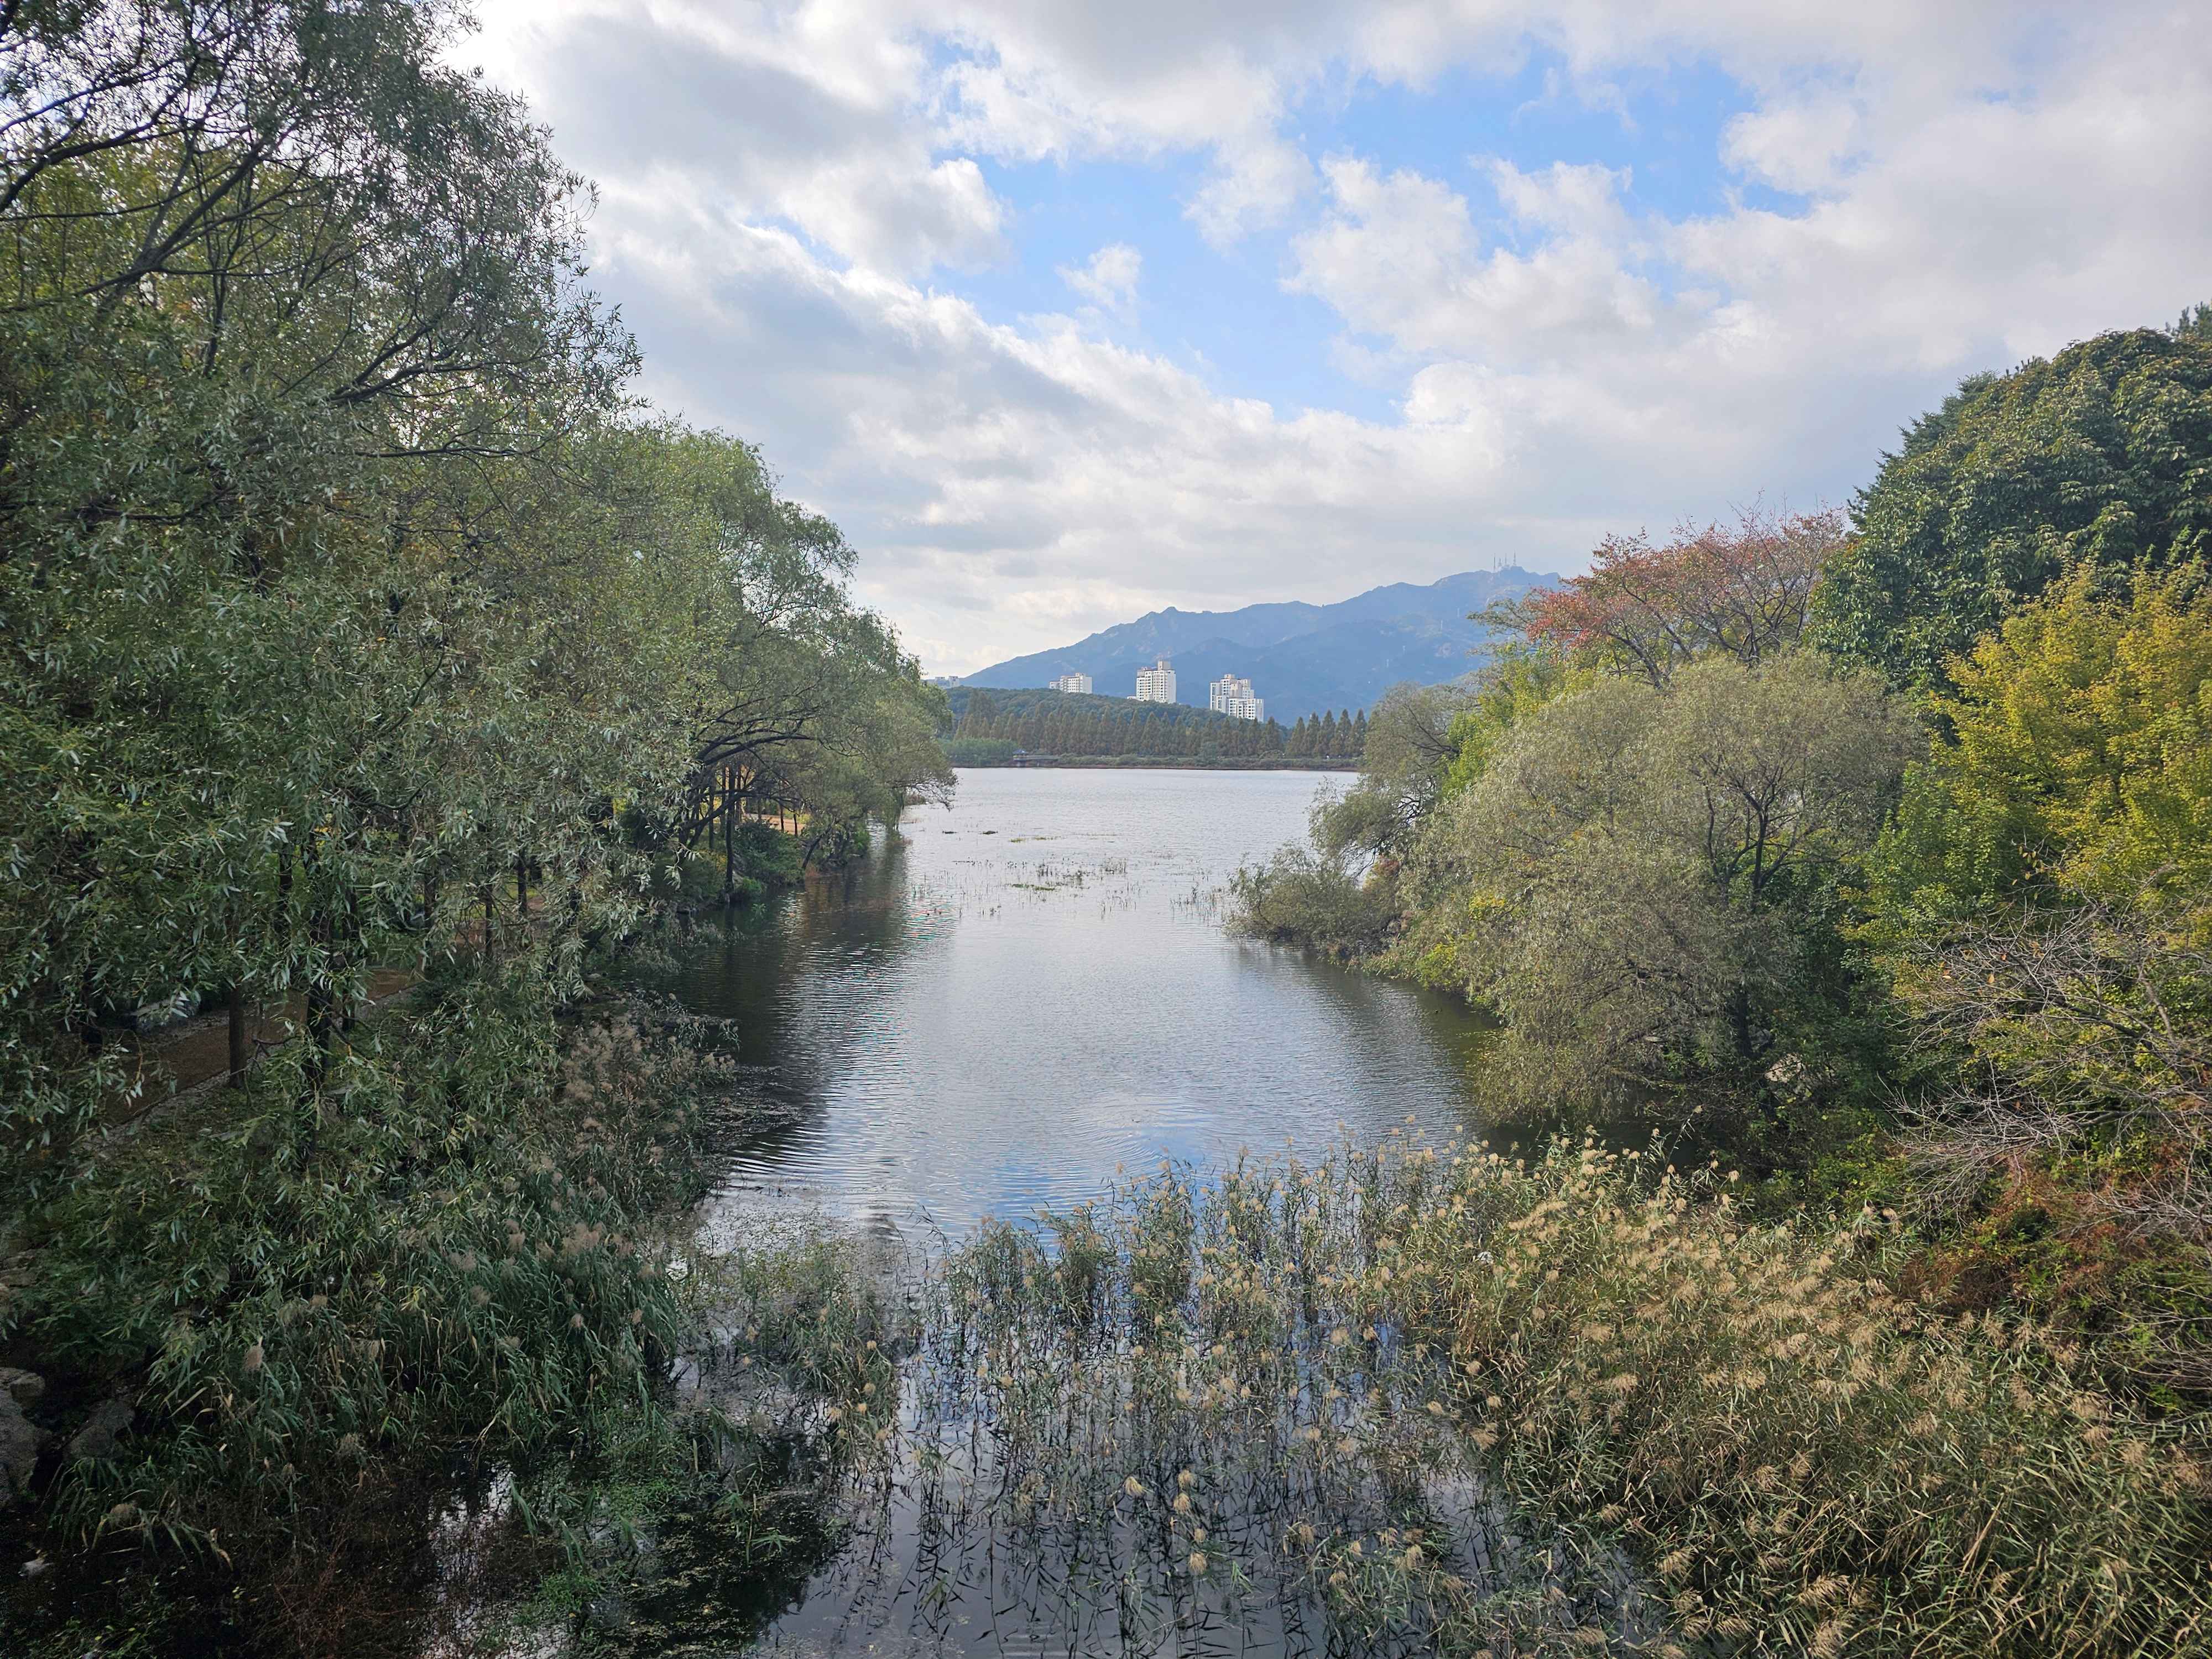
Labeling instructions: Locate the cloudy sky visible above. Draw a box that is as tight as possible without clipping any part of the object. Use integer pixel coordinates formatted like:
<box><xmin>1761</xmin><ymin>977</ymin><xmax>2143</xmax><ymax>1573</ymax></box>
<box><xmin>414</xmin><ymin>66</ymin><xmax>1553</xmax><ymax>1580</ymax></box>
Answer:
<box><xmin>462</xmin><ymin>1</ymin><xmax>2212</xmax><ymax>676</ymax></box>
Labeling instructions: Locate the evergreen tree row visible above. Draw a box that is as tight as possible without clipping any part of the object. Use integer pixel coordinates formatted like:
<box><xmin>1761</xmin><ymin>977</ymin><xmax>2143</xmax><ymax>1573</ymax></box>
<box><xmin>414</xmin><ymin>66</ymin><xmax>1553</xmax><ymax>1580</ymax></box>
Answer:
<box><xmin>948</xmin><ymin>691</ymin><xmax>1368</xmax><ymax>758</ymax></box>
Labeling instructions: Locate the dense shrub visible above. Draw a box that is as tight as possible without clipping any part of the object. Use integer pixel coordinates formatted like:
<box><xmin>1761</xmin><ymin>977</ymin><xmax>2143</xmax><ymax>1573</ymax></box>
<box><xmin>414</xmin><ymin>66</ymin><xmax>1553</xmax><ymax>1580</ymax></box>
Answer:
<box><xmin>1397</xmin><ymin>654</ymin><xmax>1916</xmax><ymax>1142</ymax></box>
<box><xmin>1813</xmin><ymin>315</ymin><xmax>2212</xmax><ymax>691</ymax></box>
<box><xmin>2</xmin><ymin>986</ymin><xmax>743</xmax><ymax>1646</ymax></box>
<box><xmin>1227</xmin><ymin>843</ymin><xmax>1396</xmax><ymax>961</ymax></box>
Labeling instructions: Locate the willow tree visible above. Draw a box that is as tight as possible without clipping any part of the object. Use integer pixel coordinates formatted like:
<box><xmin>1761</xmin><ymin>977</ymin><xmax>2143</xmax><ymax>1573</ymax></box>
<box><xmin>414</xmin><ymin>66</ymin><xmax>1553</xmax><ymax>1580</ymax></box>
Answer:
<box><xmin>1403</xmin><ymin>652</ymin><xmax>1917</xmax><ymax>1140</ymax></box>
<box><xmin>0</xmin><ymin>4</ymin><xmax>909</xmax><ymax>1171</ymax></box>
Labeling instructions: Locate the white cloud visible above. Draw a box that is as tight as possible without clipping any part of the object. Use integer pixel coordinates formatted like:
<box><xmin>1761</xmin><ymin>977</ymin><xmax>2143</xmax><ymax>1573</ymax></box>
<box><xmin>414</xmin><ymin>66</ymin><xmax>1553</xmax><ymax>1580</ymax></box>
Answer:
<box><xmin>468</xmin><ymin>0</ymin><xmax>1005</xmax><ymax>274</ymax></box>
<box><xmin>456</xmin><ymin>0</ymin><xmax>2212</xmax><ymax>673</ymax></box>
<box><xmin>1060</xmin><ymin>243</ymin><xmax>1144</xmax><ymax>314</ymax></box>
<box><xmin>1288</xmin><ymin>158</ymin><xmax>1668</xmax><ymax>368</ymax></box>
<box><xmin>1185</xmin><ymin>133</ymin><xmax>1316</xmax><ymax>246</ymax></box>
<box><xmin>1720</xmin><ymin>87</ymin><xmax>1866</xmax><ymax>193</ymax></box>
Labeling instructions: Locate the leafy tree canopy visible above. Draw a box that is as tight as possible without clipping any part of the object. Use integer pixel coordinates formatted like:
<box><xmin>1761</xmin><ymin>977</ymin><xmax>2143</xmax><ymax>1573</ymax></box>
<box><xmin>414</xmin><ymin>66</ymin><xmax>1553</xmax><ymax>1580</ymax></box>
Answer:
<box><xmin>1515</xmin><ymin>507</ymin><xmax>1843</xmax><ymax>687</ymax></box>
<box><xmin>1868</xmin><ymin>561</ymin><xmax>2212</xmax><ymax>927</ymax></box>
<box><xmin>1400</xmin><ymin>652</ymin><xmax>1917</xmax><ymax>1136</ymax></box>
<box><xmin>1813</xmin><ymin>315</ymin><xmax>2212</xmax><ymax>690</ymax></box>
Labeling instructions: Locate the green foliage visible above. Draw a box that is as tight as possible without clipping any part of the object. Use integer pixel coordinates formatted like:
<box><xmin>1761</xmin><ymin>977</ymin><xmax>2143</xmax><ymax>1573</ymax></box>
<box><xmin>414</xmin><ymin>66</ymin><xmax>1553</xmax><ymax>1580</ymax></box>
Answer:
<box><xmin>1861</xmin><ymin>568</ymin><xmax>2212</xmax><ymax>1373</ymax></box>
<box><xmin>1228</xmin><ymin>792</ymin><xmax>1397</xmax><ymax>961</ymax></box>
<box><xmin>1401</xmin><ymin>653</ymin><xmax>1917</xmax><ymax>1142</ymax></box>
<box><xmin>1869</xmin><ymin>562</ymin><xmax>2212</xmax><ymax>927</ymax></box>
<box><xmin>7</xmin><ymin>991</ymin><xmax>721</xmax><ymax>1574</ymax></box>
<box><xmin>1319</xmin><ymin>679</ymin><xmax>1485</xmax><ymax>859</ymax></box>
<box><xmin>943</xmin><ymin>736</ymin><xmax>1018</xmax><ymax>765</ymax></box>
<box><xmin>0</xmin><ymin>2</ymin><xmax>948</xmax><ymax>1638</ymax></box>
<box><xmin>942</xmin><ymin>686</ymin><xmax>1287</xmax><ymax>759</ymax></box>
<box><xmin>731</xmin><ymin>821</ymin><xmax>805</xmax><ymax>887</ymax></box>
<box><xmin>1436</xmin><ymin>645</ymin><xmax>1581</xmax><ymax>801</ymax></box>
<box><xmin>1226</xmin><ymin>653</ymin><xmax>1582</xmax><ymax>959</ymax></box>
<box><xmin>0</xmin><ymin>2</ymin><xmax>946</xmax><ymax>1167</ymax></box>
<box><xmin>1813</xmin><ymin>320</ymin><xmax>2212</xmax><ymax>690</ymax></box>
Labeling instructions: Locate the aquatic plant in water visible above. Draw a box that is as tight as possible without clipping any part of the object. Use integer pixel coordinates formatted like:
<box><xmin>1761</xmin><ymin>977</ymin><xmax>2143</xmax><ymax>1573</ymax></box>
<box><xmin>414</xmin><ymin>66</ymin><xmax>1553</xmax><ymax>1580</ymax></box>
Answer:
<box><xmin>552</xmin><ymin>1129</ymin><xmax>2210</xmax><ymax>1658</ymax></box>
<box><xmin>675</xmin><ymin>1139</ymin><xmax>1657</xmax><ymax>1658</ymax></box>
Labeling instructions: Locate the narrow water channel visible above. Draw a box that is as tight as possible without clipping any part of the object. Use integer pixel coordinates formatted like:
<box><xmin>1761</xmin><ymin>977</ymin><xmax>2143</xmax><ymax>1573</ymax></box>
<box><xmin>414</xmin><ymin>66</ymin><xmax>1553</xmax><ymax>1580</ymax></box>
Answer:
<box><xmin>665</xmin><ymin>768</ymin><xmax>1490</xmax><ymax>1238</ymax></box>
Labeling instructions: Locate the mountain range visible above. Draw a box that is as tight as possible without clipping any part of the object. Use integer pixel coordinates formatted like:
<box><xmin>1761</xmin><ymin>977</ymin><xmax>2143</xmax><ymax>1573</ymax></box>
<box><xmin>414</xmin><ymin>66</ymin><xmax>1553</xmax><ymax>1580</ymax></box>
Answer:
<box><xmin>957</xmin><ymin>568</ymin><xmax>1554</xmax><ymax>719</ymax></box>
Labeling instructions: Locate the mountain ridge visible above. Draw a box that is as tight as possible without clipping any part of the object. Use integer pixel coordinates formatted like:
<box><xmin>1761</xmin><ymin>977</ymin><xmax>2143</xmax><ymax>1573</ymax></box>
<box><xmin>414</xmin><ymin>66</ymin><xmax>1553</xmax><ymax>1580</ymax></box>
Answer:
<box><xmin>959</xmin><ymin>568</ymin><xmax>1554</xmax><ymax>718</ymax></box>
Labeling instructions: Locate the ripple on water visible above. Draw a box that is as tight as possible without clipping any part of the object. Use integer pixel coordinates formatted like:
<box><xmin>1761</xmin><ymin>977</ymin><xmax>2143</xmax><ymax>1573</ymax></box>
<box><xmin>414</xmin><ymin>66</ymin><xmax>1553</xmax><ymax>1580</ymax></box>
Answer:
<box><xmin>667</xmin><ymin>769</ymin><xmax>1491</xmax><ymax>1239</ymax></box>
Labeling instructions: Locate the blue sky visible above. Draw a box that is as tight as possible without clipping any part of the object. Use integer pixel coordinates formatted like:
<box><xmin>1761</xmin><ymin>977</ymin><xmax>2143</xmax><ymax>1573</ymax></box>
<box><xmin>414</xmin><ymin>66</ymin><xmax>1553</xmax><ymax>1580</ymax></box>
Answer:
<box><xmin>953</xmin><ymin>51</ymin><xmax>1798</xmax><ymax>426</ymax></box>
<box><xmin>465</xmin><ymin>1</ymin><xmax>2212</xmax><ymax>673</ymax></box>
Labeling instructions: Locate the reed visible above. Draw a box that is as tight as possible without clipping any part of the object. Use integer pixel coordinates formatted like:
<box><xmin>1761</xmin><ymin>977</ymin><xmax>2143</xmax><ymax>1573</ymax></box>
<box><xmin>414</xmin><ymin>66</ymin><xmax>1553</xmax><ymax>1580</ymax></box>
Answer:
<box><xmin>697</xmin><ymin>1132</ymin><xmax>2212</xmax><ymax>1657</ymax></box>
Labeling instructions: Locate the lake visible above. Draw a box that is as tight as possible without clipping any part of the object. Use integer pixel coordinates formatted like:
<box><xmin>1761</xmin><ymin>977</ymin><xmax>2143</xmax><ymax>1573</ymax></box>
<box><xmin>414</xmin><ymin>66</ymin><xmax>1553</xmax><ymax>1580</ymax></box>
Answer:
<box><xmin>668</xmin><ymin>767</ymin><xmax>1489</xmax><ymax>1239</ymax></box>
<box><xmin>458</xmin><ymin>771</ymin><xmax>1592</xmax><ymax>1659</ymax></box>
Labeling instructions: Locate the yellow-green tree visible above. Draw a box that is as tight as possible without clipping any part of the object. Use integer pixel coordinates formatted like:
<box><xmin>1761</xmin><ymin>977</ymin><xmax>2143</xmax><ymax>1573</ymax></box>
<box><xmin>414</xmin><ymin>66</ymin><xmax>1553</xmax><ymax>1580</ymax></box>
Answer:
<box><xmin>1871</xmin><ymin>565</ymin><xmax>2212</xmax><ymax>1358</ymax></box>
<box><xmin>1871</xmin><ymin>562</ymin><xmax>2212</xmax><ymax>926</ymax></box>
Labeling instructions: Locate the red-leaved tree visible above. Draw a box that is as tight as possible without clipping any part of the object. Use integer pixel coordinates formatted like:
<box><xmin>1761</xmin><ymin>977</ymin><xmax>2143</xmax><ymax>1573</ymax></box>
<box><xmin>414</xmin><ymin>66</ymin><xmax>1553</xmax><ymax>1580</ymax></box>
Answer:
<box><xmin>1520</xmin><ymin>506</ymin><xmax>1847</xmax><ymax>685</ymax></box>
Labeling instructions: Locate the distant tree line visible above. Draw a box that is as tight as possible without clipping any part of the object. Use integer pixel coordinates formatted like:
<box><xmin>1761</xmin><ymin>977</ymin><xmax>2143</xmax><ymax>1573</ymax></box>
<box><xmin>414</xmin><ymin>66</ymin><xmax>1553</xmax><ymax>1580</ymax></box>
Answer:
<box><xmin>946</xmin><ymin>688</ymin><xmax>1368</xmax><ymax>759</ymax></box>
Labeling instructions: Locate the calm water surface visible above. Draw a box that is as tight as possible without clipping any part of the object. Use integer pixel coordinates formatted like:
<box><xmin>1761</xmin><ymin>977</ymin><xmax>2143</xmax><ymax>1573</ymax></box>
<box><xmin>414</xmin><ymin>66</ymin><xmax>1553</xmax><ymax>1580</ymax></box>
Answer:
<box><xmin>671</xmin><ymin>768</ymin><xmax>1488</xmax><ymax>1237</ymax></box>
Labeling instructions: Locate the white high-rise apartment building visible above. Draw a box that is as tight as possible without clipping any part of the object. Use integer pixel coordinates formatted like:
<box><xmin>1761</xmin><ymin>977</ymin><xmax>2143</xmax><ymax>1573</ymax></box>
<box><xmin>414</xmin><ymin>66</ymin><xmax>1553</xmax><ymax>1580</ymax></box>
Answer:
<box><xmin>1208</xmin><ymin>673</ymin><xmax>1264</xmax><ymax>722</ymax></box>
<box><xmin>1047</xmin><ymin>672</ymin><xmax>1093</xmax><ymax>695</ymax></box>
<box><xmin>1132</xmin><ymin>658</ymin><xmax>1177</xmax><ymax>703</ymax></box>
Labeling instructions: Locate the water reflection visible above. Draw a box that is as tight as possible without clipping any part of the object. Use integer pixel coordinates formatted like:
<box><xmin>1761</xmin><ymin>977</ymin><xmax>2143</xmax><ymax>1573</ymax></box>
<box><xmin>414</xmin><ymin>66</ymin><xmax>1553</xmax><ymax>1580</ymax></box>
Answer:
<box><xmin>669</xmin><ymin>769</ymin><xmax>1489</xmax><ymax>1238</ymax></box>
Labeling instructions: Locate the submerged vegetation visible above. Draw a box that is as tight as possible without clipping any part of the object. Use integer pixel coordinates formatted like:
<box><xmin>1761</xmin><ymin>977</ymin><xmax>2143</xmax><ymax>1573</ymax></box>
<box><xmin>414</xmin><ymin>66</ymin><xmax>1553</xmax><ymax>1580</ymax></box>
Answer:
<box><xmin>445</xmin><ymin>1137</ymin><xmax>2211</xmax><ymax>1657</ymax></box>
<box><xmin>921</xmin><ymin>1139</ymin><xmax>2212</xmax><ymax>1658</ymax></box>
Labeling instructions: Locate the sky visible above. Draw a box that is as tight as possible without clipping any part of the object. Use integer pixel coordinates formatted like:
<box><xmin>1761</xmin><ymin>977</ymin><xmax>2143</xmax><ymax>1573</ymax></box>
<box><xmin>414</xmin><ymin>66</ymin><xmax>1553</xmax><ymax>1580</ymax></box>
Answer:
<box><xmin>459</xmin><ymin>1</ymin><xmax>2212</xmax><ymax>677</ymax></box>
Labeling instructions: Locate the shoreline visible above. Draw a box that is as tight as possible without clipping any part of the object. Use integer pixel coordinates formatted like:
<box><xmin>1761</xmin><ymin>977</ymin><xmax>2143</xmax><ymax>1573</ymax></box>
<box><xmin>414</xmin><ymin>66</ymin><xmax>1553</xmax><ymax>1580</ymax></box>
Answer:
<box><xmin>952</xmin><ymin>757</ymin><xmax>1360</xmax><ymax>771</ymax></box>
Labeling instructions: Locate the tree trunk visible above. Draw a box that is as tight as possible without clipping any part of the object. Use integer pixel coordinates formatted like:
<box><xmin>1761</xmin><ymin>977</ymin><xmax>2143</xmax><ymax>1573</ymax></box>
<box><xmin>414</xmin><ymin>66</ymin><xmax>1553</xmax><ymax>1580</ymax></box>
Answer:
<box><xmin>227</xmin><ymin>983</ymin><xmax>247</xmax><ymax>1079</ymax></box>
<box><xmin>301</xmin><ymin>902</ymin><xmax>332</xmax><ymax>1155</ymax></box>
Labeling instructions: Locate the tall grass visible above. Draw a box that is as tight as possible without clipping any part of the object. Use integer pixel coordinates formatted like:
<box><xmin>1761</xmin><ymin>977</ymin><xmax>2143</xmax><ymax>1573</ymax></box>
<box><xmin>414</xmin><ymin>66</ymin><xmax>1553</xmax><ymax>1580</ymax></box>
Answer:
<box><xmin>1426</xmin><ymin>1142</ymin><xmax>2212</xmax><ymax>1656</ymax></box>
<box><xmin>658</xmin><ymin>1153</ymin><xmax>1651</xmax><ymax>1658</ymax></box>
<box><xmin>676</xmin><ymin>1134</ymin><xmax>2212</xmax><ymax>1658</ymax></box>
